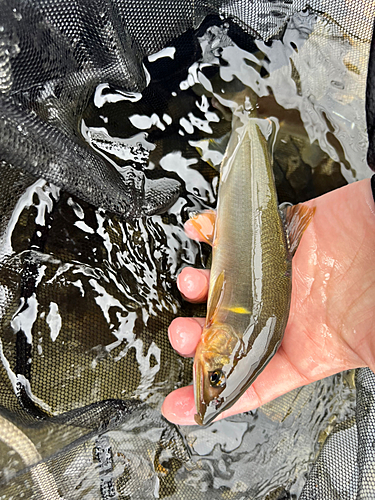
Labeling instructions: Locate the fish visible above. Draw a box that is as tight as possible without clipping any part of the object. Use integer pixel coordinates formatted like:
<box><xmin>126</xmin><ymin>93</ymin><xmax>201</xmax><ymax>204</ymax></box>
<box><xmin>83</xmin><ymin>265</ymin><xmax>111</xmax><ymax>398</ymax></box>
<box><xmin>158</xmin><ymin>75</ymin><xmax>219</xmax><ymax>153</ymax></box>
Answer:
<box><xmin>191</xmin><ymin>115</ymin><xmax>314</xmax><ymax>426</ymax></box>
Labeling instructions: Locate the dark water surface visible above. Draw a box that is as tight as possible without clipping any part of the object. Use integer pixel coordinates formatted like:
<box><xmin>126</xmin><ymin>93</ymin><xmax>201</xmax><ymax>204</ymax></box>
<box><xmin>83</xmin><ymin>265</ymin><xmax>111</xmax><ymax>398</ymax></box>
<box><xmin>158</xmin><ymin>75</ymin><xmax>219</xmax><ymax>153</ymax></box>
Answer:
<box><xmin>0</xmin><ymin>9</ymin><xmax>370</xmax><ymax>499</ymax></box>
<box><xmin>76</xmin><ymin>10</ymin><xmax>370</xmax><ymax>498</ymax></box>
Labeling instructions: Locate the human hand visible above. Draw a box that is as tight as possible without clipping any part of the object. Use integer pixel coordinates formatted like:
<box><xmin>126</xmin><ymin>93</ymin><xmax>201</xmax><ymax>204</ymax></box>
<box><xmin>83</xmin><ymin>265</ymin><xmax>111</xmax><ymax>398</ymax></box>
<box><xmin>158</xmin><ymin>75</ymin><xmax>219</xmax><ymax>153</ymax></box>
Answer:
<box><xmin>162</xmin><ymin>178</ymin><xmax>375</xmax><ymax>425</ymax></box>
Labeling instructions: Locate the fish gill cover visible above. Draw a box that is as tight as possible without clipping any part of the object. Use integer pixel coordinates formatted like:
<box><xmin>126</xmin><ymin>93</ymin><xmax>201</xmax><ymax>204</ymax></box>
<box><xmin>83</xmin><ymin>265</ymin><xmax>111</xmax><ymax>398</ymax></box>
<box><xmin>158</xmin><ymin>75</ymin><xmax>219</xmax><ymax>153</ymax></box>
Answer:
<box><xmin>0</xmin><ymin>0</ymin><xmax>374</xmax><ymax>498</ymax></box>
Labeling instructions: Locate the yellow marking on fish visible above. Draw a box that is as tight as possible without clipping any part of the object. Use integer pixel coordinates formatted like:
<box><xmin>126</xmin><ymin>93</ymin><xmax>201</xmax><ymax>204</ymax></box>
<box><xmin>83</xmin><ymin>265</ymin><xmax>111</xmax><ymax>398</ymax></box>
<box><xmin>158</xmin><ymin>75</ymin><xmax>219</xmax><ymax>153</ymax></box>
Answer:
<box><xmin>225</xmin><ymin>306</ymin><xmax>250</xmax><ymax>314</ymax></box>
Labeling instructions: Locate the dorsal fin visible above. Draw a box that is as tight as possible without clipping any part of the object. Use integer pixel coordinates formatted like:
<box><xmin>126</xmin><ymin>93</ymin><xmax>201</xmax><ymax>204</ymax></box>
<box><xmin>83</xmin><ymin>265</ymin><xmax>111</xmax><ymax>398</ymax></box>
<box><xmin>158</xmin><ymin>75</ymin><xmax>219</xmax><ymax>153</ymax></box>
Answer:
<box><xmin>281</xmin><ymin>203</ymin><xmax>315</xmax><ymax>256</ymax></box>
<box><xmin>189</xmin><ymin>210</ymin><xmax>216</xmax><ymax>245</ymax></box>
<box><xmin>206</xmin><ymin>270</ymin><xmax>225</xmax><ymax>327</ymax></box>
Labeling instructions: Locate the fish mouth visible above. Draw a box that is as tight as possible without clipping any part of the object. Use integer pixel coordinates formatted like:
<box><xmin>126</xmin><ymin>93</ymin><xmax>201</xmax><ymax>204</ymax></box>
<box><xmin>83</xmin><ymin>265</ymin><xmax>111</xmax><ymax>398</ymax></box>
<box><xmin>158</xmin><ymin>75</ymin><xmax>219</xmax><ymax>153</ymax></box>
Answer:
<box><xmin>195</xmin><ymin>401</ymin><xmax>224</xmax><ymax>426</ymax></box>
<box><xmin>193</xmin><ymin>357</ymin><xmax>207</xmax><ymax>426</ymax></box>
<box><xmin>194</xmin><ymin>413</ymin><xmax>204</xmax><ymax>426</ymax></box>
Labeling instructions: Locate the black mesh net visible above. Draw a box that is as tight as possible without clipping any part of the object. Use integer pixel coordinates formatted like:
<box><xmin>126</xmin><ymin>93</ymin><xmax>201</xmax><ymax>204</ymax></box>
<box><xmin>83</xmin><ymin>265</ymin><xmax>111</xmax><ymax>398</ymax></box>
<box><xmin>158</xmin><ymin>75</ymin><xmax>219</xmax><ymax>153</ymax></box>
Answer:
<box><xmin>0</xmin><ymin>0</ymin><xmax>374</xmax><ymax>498</ymax></box>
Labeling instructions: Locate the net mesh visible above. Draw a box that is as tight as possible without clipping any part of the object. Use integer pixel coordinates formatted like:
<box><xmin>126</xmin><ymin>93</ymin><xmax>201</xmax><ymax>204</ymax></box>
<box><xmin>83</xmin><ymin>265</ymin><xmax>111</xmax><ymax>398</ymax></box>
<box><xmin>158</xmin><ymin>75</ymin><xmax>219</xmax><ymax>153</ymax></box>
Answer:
<box><xmin>0</xmin><ymin>0</ymin><xmax>374</xmax><ymax>498</ymax></box>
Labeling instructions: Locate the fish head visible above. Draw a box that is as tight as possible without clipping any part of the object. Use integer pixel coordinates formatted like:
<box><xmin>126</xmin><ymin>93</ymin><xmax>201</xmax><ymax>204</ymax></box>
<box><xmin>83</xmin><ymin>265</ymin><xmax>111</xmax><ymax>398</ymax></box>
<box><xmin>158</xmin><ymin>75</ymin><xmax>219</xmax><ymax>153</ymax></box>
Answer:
<box><xmin>193</xmin><ymin>322</ymin><xmax>239</xmax><ymax>426</ymax></box>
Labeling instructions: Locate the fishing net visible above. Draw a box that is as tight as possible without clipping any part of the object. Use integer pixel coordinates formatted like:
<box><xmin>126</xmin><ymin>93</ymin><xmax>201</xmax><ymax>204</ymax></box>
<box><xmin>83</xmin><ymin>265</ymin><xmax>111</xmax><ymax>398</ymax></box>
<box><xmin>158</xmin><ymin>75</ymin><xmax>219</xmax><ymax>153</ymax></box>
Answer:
<box><xmin>0</xmin><ymin>0</ymin><xmax>374</xmax><ymax>498</ymax></box>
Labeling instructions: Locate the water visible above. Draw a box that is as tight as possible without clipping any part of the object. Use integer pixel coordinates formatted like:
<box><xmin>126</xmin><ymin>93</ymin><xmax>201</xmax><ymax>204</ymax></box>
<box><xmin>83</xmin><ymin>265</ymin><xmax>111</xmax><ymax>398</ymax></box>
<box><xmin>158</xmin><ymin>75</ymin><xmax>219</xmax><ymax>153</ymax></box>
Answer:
<box><xmin>0</xmin><ymin>7</ymin><xmax>370</xmax><ymax>499</ymax></box>
<box><xmin>179</xmin><ymin>371</ymin><xmax>356</xmax><ymax>499</ymax></box>
<box><xmin>82</xmin><ymin>10</ymin><xmax>371</xmax><ymax>208</ymax></box>
<box><xmin>78</xmin><ymin>9</ymin><xmax>370</xmax><ymax>498</ymax></box>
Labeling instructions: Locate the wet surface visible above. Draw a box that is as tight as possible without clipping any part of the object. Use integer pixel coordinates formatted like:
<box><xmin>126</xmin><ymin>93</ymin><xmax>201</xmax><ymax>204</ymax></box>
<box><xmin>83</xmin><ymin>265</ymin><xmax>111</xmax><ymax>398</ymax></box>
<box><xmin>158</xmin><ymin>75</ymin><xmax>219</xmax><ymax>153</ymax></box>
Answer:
<box><xmin>79</xmin><ymin>11</ymin><xmax>370</xmax><ymax>496</ymax></box>
<box><xmin>0</xmin><ymin>7</ymin><xmax>372</xmax><ymax>499</ymax></box>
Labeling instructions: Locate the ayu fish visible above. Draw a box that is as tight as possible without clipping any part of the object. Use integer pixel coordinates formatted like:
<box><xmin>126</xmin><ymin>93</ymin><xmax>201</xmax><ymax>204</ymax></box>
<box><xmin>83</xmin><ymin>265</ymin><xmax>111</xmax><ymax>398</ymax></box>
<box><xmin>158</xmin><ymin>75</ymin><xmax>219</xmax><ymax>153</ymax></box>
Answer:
<box><xmin>191</xmin><ymin>116</ymin><xmax>314</xmax><ymax>426</ymax></box>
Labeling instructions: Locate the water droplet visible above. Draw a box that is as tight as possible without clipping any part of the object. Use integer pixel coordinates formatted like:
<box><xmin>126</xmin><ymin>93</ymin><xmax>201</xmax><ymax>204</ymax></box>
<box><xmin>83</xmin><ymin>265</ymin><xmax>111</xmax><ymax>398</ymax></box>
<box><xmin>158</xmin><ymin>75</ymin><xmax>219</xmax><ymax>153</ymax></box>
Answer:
<box><xmin>331</xmin><ymin>80</ymin><xmax>345</xmax><ymax>90</ymax></box>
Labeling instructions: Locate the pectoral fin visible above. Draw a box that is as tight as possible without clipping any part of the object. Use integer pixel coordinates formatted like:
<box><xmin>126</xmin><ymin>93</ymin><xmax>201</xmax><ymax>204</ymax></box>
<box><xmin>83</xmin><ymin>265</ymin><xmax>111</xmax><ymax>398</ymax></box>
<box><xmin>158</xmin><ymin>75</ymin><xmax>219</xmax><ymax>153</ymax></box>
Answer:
<box><xmin>281</xmin><ymin>203</ymin><xmax>315</xmax><ymax>256</ymax></box>
<box><xmin>206</xmin><ymin>270</ymin><xmax>225</xmax><ymax>327</ymax></box>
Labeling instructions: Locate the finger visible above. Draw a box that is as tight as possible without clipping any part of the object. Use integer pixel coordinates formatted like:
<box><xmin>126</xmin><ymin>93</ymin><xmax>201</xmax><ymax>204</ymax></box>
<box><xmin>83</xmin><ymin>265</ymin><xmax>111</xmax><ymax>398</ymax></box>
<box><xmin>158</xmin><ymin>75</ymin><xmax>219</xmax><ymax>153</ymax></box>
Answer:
<box><xmin>185</xmin><ymin>210</ymin><xmax>216</xmax><ymax>244</ymax></box>
<box><xmin>161</xmin><ymin>386</ymin><xmax>197</xmax><ymax>425</ymax></box>
<box><xmin>161</xmin><ymin>345</ymin><xmax>334</xmax><ymax>426</ymax></box>
<box><xmin>177</xmin><ymin>267</ymin><xmax>210</xmax><ymax>303</ymax></box>
<box><xmin>168</xmin><ymin>317</ymin><xmax>205</xmax><ymax>357</ymax></box>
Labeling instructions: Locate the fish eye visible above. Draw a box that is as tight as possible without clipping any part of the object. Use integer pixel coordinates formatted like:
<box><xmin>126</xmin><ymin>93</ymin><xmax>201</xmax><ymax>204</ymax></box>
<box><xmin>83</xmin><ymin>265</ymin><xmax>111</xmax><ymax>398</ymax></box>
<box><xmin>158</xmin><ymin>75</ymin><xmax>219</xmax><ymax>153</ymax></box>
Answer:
<box><xmin>209</xmin><ymin>370</ymin><xmax>226</xmax><ymax>388</ymax></box>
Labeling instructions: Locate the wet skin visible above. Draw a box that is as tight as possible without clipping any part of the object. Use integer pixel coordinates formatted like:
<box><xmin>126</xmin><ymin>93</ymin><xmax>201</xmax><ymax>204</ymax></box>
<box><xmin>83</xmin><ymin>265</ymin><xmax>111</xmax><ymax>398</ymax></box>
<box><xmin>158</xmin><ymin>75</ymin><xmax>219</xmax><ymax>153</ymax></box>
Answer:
<box><xmin>162</xmin><ymin>178</ymin><xmax>375</xmax><ymax>425</ymax></box>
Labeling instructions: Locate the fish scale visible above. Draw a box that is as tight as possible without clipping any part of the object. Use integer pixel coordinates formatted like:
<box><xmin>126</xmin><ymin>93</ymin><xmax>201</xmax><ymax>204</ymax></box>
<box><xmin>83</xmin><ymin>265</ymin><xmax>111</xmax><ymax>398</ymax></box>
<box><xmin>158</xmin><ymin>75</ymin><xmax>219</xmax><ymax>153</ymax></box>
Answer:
<box><xmin>193</xmin><ymin>116</ymin><xmax>314</xmax><ymax>425</ymax></box>
<box><xmin>210</xmin><ymin>118</ymin><xmax>289</xmax><ymax>336</ymax></box>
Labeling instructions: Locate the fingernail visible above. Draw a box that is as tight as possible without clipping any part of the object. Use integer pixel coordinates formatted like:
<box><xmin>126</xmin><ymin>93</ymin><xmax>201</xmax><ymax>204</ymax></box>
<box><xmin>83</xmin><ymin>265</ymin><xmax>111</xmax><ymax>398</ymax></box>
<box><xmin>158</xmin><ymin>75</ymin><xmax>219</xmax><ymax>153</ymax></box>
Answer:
<box><xmin>177</xmin><ymin>268</ymin><xmax>208</xmax><ymax>302</ymax></box>
<box><xmin>161</xmin><ymin>387</ymin><xmax>197</xmax><ymax>425</ymax></box>
<box><xmin>168</xmin><ymin>318</ymin><xmax>202</xmax><ymax>357</ymax></box>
